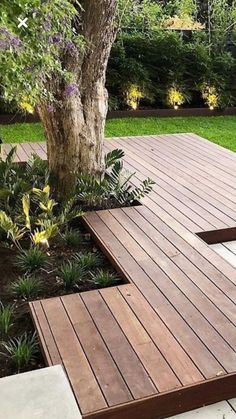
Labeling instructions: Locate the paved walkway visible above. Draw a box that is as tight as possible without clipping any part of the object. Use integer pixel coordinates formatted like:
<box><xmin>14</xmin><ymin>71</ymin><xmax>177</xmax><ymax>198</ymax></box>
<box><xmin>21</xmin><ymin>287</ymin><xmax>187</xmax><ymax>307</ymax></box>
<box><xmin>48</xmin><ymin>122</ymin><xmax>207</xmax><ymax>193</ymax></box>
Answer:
<box><xmin>171</xmin><ymin>400</ymin><xmax>236</xmax><ymax>418</ymax></box>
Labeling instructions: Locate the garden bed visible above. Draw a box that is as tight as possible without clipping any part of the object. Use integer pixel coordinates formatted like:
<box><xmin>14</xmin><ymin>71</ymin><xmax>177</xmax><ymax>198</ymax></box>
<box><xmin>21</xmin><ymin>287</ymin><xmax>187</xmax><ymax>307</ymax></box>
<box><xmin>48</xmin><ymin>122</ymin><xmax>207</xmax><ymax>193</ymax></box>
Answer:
<box><xmin>0</xmin><ymin>146</ymin><xmax>153</xmax><ymax>379</ymax></box>
<box><xmin>0</xmin><ymin>223</ymin><xmax>123</xmax><ymax>378</ymax></box>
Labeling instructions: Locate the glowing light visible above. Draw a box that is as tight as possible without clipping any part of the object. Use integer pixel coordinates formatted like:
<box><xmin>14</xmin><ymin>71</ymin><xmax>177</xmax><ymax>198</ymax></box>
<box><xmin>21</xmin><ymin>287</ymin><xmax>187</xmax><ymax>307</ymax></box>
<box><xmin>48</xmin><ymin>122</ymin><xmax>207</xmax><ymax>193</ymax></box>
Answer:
<box><xmin>126</xmin><ymin>84</ymin><xmax>143</xmax><ymax>110</ymax></box>
<box><xmin>167</xmin><ymin>87</ymin><xmax>185</xmax><ymax>109</ymax></box>
<box><xmin>202</xmin><ymin>85</ymin><xmax>218</xmax><ymax>110</ymax></box>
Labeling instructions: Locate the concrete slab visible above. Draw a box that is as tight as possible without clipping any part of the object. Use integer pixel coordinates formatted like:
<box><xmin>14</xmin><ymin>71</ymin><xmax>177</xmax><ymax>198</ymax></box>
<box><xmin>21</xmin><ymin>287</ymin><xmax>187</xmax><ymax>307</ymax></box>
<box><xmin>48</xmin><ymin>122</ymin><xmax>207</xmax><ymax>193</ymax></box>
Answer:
<box><xmin>169</xmin><ymin>400</ymin><xmax>236</xmax><ymax>418</ymax></box>
<box><xmin>229</xmin><ymin>399</ymin><xmax>236</xmax><ymax>412</ymax></box>
<box><xmin>0</xmin><ymin>365</ymin><xmax>81</xmax><ymax>419</ymax></box>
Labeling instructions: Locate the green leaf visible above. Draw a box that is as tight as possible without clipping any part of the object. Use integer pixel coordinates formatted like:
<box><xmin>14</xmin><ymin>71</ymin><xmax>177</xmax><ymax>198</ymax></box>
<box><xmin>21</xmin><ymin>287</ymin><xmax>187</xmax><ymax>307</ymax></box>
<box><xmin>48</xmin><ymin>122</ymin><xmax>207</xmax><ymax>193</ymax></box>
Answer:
<box><xmin>105</xmin><ymin>149</ymin><xmax>125</xmax><ymax>169</ymax></box>
<box><xmin>22</xmin><ymin>194</ymin><xmax>31</xmax><ymax>229</ymax></box>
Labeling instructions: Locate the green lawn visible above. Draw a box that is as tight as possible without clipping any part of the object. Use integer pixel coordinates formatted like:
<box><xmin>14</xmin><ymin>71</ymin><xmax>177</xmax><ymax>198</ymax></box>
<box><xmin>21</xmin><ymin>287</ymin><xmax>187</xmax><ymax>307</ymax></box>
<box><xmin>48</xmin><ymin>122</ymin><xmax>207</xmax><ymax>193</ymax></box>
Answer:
<box><xmin>1</xmin><ymin>115</ymin><xmax>236</xmax><ymax>151</ymax></box>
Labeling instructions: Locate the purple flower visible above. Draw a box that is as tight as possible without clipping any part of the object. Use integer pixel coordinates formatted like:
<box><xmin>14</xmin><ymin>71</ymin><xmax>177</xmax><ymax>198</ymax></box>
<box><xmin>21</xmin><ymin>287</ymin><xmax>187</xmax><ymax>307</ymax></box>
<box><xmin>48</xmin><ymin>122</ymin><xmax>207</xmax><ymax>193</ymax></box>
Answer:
<box><xmin>65</xmin><ymin>83</ymin><xmax>79</xmax><ymax>97</ymax></box>
<box><xmin>0</xmin><ymin>28</ymin><xmax>10</xmax><ymax>36</ymax></box>
<box><xmin>0</xmin><ymin>27</ymin><xmax>22</xmax><ymax>51</ymax></box>
<box><xmin>49</xmin><ymin>34</ymin><xmax>61</xmax><ymax>44</ymax></box>
<box><xmin>10</xmin><ymin>37</ymin><xmax>22</xmax><ymax>47</ymax></box>
<box><xmin>64</xmin><ymin>41</ymin><xmax>75</xmax><ymax>51</ymax></box>
<box><xmin>0</xmin><ymin>40</ymin><xmax>7</xmax><ymax>50</ymax></box>
<box><xmin>47</xmin><ymin>105</ymin><xmax>54</xmax><ymax>113</ymax></box>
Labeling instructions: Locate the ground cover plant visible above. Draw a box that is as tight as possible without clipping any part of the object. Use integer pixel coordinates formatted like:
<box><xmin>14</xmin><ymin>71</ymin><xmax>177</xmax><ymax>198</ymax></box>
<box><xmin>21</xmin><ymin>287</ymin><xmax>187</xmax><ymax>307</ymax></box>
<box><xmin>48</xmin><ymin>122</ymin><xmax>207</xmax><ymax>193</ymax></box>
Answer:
<box><xmin>0</xmin><ymin>146</ymin><xmax>153</xmax><ymax>377</ymax></box>
<box><xmin>1</xmin><ymin>115</ymin><xmax>236</xmax><ymax>152</ymax></box>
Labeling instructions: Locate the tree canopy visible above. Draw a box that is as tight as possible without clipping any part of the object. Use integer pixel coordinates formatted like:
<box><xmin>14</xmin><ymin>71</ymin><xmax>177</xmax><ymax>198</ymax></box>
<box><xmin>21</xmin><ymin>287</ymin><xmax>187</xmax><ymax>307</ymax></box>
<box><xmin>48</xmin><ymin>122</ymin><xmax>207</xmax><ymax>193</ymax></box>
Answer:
<box><xmin>0</xmin><ymin>1</ymin><xmax>84</xmax><ymax>110</ymax></box>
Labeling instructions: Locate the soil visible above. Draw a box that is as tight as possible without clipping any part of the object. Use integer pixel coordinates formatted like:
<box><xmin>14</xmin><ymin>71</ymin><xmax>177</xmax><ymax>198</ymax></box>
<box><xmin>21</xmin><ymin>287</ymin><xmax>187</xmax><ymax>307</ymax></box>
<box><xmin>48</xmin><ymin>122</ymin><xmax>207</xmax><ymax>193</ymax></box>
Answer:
<box><xmin>0</xmin><ymin>229</ymin><xmax>121</xmax><ymax>378</ymax></box>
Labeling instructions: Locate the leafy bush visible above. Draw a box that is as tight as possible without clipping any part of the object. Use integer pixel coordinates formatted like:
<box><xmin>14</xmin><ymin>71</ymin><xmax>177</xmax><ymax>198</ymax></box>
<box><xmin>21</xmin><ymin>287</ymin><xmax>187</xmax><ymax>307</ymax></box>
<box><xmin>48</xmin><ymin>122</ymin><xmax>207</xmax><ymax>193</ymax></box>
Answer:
<box><xmin>0</xmin><ymin>148</ymin><xmax>154</xmax><ymax>248</ymax></box>
<box><xmin>16</xmin><ymin>247</ymin><xmax>48</xmax><ymax>273</ymax></box>
<box><xmin>107</xmin><ymin>32</ymin><xmax>236</xmax><ymax>109</ymax></box>
<box><xmin>0</xmin><ymin>148</ymin><xmax>48</xmax><ymax>216</ymax></box>
<box><xmin>167</xmin><ymin>86</ymin><xmax>191</xmax><ymax>108</ymax></box>
<box><xmin>1</xmin><ymin>332</ymin><xmax>38</xmax><ymax>371</ymax></box>
<box><xmin>0</xmin><ymin>301</ymin><xmax>14</xmax><ymax>335</ymax></box>
<box><xmin>0</xmin><ymin>175</ymin><xmax>82</xmax><ymax>249</ymax></box>
<box><xmin>12</xmin><ymin>276</ymin><xmax>42</xmax><ymax>300</ymax></box>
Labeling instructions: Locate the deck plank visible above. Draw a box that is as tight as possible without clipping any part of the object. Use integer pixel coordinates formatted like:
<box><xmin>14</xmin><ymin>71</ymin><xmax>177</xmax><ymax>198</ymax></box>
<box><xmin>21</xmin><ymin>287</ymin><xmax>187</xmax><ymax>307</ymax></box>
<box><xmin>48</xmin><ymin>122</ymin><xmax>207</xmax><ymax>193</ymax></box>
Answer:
<box><xmin>41</xmin><ymin>297</ymin><xmax>107</xmax><ymax>414</ymax></box>
<box><xmin>81</xmin><ymin>289</ymin><xmax>159</xmax><ymax>397</ymax></box>
<box><xmin>97</xmin><ymin>286</ymin><xmax>181</xmax><ymax>391</ymax></box>
<box><xmin>61</xmin><ymin>293</ymin><xmax>133</xmax><ymax>407</ymax></box>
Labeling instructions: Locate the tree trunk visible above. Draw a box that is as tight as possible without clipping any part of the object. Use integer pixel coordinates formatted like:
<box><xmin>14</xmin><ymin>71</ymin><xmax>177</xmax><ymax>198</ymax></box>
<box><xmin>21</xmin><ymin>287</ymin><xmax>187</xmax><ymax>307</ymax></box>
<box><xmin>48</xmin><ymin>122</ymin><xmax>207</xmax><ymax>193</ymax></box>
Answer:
<box><xmin>38</xmin><ymin>79</ymin><xmax>108</xmax><ymax>199</ymax></box>
<box><xmin>38</xmin><ymin>0</ymin><xmax>117</xmax><ymax>199</ymax></box>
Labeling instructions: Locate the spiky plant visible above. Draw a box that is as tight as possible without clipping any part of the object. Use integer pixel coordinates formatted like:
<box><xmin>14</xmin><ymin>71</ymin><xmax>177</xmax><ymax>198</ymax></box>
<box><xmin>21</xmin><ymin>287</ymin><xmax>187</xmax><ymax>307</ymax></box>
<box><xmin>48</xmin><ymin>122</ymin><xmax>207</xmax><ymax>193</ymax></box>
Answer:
<box><xmin>12</xmin><ymin>276</ymin><xmax>42</xmax><ymax>300</ymax></box>
<box><xmin>61</xmin><ymin>228</ymin><xmax>83</xmax><ymax>248</ymax></box>
<box><xmin>59</xmin><ymin>261</ymin><xmax>85</xmax><ymax>290</ymax></box>
<box><xmin>73</xmin><ymin>251</ymin><xmax>103</xmax><ymax>270</ymax></box>
<box><xmin>1</xmin><ymin>332</ymin><xmax>38</xmax><ymax>371</ymax></box>
<box><xmin>0</xmin><ymin>301</ymin><xmax>15</xmax><ymax>335</ymax></box>
<box><xmin>16</xmin><ymin>247</ymin><xmax>48</xmax><ymax>273</ymax></box>
<box><xmin>91</xmin><ymin>270</ymin><xmax>120</xmax><ymax>288</ymax></box>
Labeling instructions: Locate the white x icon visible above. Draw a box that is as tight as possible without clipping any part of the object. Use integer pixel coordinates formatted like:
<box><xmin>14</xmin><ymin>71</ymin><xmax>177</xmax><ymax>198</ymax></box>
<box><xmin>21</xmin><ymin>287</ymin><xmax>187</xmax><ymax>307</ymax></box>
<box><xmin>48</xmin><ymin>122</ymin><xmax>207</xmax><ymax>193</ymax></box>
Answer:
<box><xmin>17</xmin><ymin>17</ymin><xmax>28</xmax><ymax>28</ymax></box>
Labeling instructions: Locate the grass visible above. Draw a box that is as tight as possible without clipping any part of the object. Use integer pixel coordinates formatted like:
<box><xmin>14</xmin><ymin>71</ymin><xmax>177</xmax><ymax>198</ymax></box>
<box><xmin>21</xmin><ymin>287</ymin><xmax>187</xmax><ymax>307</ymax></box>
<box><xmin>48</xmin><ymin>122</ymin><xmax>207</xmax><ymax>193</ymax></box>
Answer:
<box><xmin>1</xmin><ymin>115</ymin><xmax>236</xmax><ymax>151</ymax></box>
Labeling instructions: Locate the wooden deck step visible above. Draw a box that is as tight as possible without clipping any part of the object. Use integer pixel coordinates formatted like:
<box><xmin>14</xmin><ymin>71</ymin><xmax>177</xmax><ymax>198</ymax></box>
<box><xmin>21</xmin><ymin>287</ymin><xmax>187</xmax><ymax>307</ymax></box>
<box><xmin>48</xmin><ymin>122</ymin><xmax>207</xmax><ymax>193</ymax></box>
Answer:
<box><xmin>30</xmin><ymin>284</ymin><xmax>236</xmax><ymax>419</ymax></box>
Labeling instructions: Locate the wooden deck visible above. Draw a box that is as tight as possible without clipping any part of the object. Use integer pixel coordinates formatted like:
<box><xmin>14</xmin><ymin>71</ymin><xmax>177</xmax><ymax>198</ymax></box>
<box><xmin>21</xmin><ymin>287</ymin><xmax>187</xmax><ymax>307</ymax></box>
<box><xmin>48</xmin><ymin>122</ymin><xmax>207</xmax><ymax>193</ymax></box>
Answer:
<box><xmin>1</xmin><ymin>141</ymin><xmax>47</xmax><ymax>162</ymax></box>
<box><xmin>8</xmin><ymin>133</ymin><xmax>236</xmax><ymax>418</ymax></box>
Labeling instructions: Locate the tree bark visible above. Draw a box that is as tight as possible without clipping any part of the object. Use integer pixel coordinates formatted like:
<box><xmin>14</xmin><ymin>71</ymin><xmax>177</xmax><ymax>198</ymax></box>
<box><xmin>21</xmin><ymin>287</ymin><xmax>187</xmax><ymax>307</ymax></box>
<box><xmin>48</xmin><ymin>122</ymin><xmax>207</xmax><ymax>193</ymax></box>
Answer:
<box><xmin>38</xmin><ymin>0</ymin><xmax>118</xmax><ymax>199</ymax></box>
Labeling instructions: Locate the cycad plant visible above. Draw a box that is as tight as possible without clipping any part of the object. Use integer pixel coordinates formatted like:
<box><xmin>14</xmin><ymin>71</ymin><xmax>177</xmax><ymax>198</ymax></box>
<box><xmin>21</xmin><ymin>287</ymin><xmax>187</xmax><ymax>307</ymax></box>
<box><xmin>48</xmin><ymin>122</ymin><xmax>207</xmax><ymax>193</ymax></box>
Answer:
<box><xmin>76</xmin><ymin>149</ymin><xmax>155</xmax><ymax>209</ymax></box>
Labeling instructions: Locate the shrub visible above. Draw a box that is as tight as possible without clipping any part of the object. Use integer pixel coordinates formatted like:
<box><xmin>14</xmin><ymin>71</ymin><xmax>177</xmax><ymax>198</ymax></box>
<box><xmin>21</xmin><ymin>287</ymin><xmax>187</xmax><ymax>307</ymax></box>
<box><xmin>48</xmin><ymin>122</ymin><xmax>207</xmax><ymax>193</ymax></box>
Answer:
<box><xmin>1</xmin><ymin>332</ymin><xmax>38</xmax><ymax>371</ymax></box>
<box><xmin>91</xmin><ymin>270</ymin><xmax>120</xmax><ymax>288</ymax></box>
<box><xmin>0</xmin><ymin>175</ymin><xmax>82</xmax><ymax>249</ymax></box>
<box><xmin>0</xmin><ymin>301</ymin><xmax>14</xmax><ymax>335</ymax></box>
<box><xmin>16</xmin><ymin>247</ymin><xmax>48</xmax><ymax>273</ymax></box>
<box><xmin>106</xmin><ymin>32</ymin><xmax>236</xmax><ymax>109</ymax></box>
<box><xmin>12</xmin><ymin>276</ymin><xmax>42</xmax><ymax>300</ymax></box>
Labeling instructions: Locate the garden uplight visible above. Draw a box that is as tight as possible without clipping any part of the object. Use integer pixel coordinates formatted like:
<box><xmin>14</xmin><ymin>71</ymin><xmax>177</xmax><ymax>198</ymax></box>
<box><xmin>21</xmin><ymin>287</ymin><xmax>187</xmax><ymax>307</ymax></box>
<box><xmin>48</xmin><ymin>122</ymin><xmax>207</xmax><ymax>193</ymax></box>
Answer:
<box><xmin>126</xmin><ymin>84</ymin><xmax>144</xmax><ymax>110</ymax></box>
<box><xmin>202</xmin><ymin>85</ymin><xmax>219</xmax><ymax>110</ymax></box>
<box><xmin>167</xmin><ymin>87</ymin><xmax>188</xmax><ymax>109</ymax></box>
